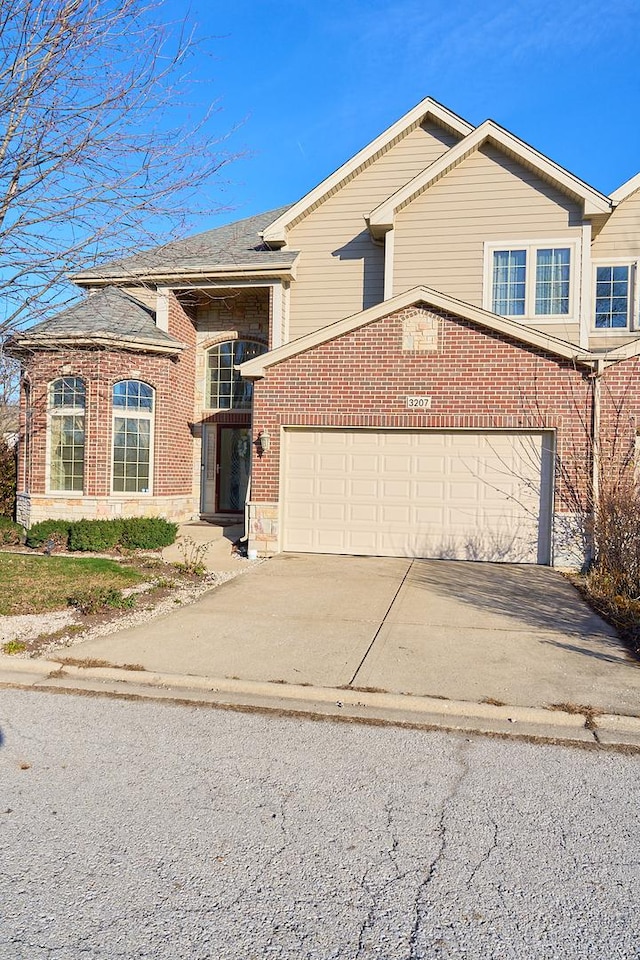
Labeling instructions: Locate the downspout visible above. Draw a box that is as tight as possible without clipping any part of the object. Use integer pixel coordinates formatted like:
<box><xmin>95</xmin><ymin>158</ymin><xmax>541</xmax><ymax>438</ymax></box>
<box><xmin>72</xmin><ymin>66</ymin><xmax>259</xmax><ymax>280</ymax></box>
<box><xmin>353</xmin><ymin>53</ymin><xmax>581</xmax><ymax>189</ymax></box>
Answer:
<box><xmin>589</xmin><ymin>356</ymin><xmax>603</xmax><ymax>565</ymax></box>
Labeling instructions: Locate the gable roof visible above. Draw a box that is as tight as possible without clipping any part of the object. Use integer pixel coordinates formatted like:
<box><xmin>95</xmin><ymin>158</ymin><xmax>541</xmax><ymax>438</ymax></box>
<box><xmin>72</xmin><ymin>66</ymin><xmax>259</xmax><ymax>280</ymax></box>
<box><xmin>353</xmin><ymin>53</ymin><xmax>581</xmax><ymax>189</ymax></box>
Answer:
<box><xmin>610</xmin><ymin>171</ymin><xmax>640</xmax><ymax>204</ymax></box>
<box><xmin>6</xmin><ymin>286</ymin><xmax>185</xmax><ymax>356</ymax></box>
<box><xmin>261</xmin><ymin>98</ymin><xmax>474</xmax><ymax>245</ymax></box>
<box><xmin>72</xmin><ymin>207</ymin><xmax>298</xmax><ymax>285</ymax></box>
<box><xmin>239</xmin><ymin>285</ymin><xmax>594</xmax><ymax>378</ymax></box>
<box><xmin>367</xmin><ymin>120</ymin><xmax>612</xmax><ymax>236</ymax></box>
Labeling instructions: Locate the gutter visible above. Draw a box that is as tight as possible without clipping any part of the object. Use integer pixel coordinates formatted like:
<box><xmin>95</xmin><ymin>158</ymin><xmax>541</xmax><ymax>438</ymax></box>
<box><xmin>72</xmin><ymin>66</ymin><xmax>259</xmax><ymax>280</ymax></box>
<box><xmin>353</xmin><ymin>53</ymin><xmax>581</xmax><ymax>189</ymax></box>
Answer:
<box><xmin>5</xmin><ymin>335</ymin><xmax>186</xmax><ymax>358</ymax></box>
<box><xmin>71</xmin><ymin>260</ymin><xmax>299</xmax><ymax>286</ymax></box>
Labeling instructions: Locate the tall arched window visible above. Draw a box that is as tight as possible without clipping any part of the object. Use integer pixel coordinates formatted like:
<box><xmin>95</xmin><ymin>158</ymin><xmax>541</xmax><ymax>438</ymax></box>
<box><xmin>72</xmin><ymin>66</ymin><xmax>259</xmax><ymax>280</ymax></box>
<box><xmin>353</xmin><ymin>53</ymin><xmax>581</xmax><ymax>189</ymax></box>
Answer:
<box><xmin>207</xmin><ymin>340</ymin><xmax>266</xmax><ymax>409</ymax></box>
<box><xmin>49</xmin><ymin>377</ymin><xmax>85</xmax><ymax>492</ymax></box>
<box><xmin>112</xmin><ymin>380</ymin><xmax>154</xmax><ymax>493</ymax></box>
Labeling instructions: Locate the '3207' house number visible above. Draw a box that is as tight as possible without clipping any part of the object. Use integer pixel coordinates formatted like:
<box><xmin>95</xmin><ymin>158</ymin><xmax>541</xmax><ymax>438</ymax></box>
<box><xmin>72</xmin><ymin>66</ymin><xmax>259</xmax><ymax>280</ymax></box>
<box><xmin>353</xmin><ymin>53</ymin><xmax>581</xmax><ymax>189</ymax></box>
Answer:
<box><xmin>406</xmin><ymin>396</ymin><xmax>432</xmax><ymax>410</ymax></box>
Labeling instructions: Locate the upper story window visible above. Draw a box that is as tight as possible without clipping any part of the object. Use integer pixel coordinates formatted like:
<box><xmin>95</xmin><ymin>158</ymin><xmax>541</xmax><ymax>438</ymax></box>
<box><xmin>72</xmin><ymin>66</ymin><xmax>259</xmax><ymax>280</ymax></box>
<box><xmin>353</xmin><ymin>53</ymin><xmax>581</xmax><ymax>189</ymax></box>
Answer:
<box><xmin>486</xmin><ymin>241</ymin><xmax>575</xmax><ymax>320</ymax></box>
<box><xmin>112</xmin><ymin>380</ymin><xmax>154</xmax><ymax>493</ymax></box>
<box><xmin>594</xmin><ymin>264</ymin><xmax>633</xmax><ymax>330</ymax></box>
<box><xmin>207</xmin><ymin>340</ymin><xmax>266</xmax><ymax>410</ymax></box>
<box><xmin>49</xmin><ymin>377</ymin><xmax>85</xmax><ymax>492</ymax></box>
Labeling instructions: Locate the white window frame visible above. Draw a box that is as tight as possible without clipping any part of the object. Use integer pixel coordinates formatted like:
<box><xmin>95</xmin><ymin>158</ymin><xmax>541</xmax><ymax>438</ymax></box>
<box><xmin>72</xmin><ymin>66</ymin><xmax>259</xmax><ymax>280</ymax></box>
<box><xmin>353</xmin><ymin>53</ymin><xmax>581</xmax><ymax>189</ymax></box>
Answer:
<box><xmin>111</xmin><ymin>380</ymin><xmax>155</xmax><ymax>496</ymax></box>
<box><xmin>591</xmin><ymin>259</ymin><xmax>638</xmax><ymax>334</ymax></box>
<box><xmin>483</xmin><ymin>238</ymin><xmax>580</xmax><ymax>323</ymax></box>
<box><xmin>206</xmin><ymin>339</ymin><xmax>266</xmax><ymax>411</ymax></box>
<box><xmin>46</xmin><ymin>377</ymin><xmax>86</xmax><ymax>495</ymax></box>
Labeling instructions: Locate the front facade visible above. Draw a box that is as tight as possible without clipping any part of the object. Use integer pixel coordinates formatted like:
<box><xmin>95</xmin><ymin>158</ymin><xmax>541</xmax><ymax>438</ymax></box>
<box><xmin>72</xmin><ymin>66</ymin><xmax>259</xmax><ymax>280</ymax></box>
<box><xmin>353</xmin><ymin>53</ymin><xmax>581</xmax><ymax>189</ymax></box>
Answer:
<box><xmin>7</xmin><ymin>98</ymin><xmax>640</xmax><ymax>565</ymax></box>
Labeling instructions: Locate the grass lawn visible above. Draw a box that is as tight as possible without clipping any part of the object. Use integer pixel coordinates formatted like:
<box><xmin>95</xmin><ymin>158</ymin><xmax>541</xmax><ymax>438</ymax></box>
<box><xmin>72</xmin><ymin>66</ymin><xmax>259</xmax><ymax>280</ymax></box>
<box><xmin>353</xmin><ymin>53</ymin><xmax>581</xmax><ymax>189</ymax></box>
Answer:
<box><xmin>0</xmin><ymin>553</ymin><xmax>145</xmax><ymax>616</ymax></box>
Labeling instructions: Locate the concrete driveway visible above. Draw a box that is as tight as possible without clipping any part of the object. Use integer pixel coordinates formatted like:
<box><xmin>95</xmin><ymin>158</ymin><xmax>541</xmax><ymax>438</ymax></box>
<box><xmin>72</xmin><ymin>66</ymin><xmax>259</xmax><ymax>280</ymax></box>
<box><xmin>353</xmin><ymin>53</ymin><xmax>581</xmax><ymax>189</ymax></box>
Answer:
<box><xmin>71</xmin><ymin>554</ymin><xmax>640</xmax><ymax>714</ymax></box>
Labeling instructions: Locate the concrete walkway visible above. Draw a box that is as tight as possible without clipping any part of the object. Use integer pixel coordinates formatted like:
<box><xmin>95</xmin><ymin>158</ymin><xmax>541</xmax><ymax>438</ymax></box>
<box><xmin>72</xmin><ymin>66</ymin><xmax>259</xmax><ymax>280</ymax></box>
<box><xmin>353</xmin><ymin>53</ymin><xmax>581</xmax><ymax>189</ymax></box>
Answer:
<box><xmin>66</xmin><ymin>553</ymin><xmax>640</xmax><ymax>716</ymax></box>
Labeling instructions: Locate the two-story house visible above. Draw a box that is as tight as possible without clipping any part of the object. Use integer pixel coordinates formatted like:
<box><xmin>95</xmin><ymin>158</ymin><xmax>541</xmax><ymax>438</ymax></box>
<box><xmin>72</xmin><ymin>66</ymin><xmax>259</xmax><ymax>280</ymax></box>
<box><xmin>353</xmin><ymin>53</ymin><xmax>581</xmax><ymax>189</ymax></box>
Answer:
<box><xmin>7</xmin><ymin>97</ymin><xmax>640</xmax><ymax>565</ymax></box>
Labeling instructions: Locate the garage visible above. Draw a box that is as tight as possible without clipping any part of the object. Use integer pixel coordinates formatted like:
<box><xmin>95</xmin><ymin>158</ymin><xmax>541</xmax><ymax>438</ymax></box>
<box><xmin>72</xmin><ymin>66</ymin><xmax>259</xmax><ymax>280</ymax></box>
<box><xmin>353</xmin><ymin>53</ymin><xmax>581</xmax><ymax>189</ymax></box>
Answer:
<box><xmin>281</xmin><ymin>428</ymin><xmax>554</xmax><ymax>563</ymax></box>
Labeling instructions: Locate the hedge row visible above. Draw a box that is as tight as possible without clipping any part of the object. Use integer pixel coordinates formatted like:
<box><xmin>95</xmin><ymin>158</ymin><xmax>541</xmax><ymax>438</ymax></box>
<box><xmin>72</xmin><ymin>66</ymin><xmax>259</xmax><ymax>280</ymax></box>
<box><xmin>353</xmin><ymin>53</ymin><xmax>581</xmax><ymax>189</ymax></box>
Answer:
<box><xmin>0</xmin><ymin>517</ymin><xmax>23</xmax><ymax>545</ymax></box>
<box><xmin>25</xmin><ymin>517</ymin><xmax>178</xmax><ymax>551</ymax></box>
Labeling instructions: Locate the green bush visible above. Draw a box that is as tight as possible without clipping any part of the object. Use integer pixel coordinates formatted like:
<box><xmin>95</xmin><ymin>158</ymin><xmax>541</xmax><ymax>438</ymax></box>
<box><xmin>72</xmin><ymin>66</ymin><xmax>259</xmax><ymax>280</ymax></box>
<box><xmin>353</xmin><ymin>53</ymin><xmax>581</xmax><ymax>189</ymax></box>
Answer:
<box><xmin>0</xmin><ymin>440</ymin><xmax>16</xmax><ymax>518</ymax></box>
<box><xmin>26</xmin><ymin>515</ymin><xmax>178</xmax><ymax>552</ymax></box>
<box><xmin>68</xmin><ymin>519</ymin><xmax>123</xmax><ymax>552</ymax></box>
<box><xmin>0</xmin><ymin>516</ymin><xmax>23</xmax><ymax>545</ymax></box>
<box><xmin>26</xmin><ymin>519</ymin><xmax>72</xmax><ymax>549</ymax></box>
<box><xmin>120</xmin><ymin>517</ymin><xmax>178</xmax><ymax>550</ymax></box>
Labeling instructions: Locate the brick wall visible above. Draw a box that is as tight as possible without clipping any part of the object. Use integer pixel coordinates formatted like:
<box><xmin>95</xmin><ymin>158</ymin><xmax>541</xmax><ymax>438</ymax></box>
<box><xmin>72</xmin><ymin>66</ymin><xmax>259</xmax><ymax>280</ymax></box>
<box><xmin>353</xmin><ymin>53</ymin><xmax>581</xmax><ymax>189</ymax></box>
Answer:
<box><xmin>251</xmin><ymin>305</ymin><xmax>594</xmax><ymax>519</ymax></box>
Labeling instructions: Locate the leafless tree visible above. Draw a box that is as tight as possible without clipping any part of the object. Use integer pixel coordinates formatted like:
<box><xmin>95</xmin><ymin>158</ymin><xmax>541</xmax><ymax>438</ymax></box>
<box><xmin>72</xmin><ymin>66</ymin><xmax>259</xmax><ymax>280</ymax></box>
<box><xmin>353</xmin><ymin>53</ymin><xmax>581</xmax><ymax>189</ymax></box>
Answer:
<box><xmin>0</xmin><ymin>0</ymin><xmax>238</xmax><ymax>336</ymax></box>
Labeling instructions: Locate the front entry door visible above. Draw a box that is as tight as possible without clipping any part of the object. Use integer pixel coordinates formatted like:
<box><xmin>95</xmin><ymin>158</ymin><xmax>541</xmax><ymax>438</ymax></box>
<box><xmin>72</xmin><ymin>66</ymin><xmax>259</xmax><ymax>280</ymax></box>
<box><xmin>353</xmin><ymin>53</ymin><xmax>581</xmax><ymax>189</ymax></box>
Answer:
<box><xmin>216</xmin><ymin>425</ymin><xmax>251</xmax><ymax>513</ymax></box>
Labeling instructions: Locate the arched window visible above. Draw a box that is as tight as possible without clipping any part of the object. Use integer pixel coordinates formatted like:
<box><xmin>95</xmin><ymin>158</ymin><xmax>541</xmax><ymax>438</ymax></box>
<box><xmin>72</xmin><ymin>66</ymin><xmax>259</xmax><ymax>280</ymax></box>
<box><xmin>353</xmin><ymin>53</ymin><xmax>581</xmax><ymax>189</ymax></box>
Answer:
<box><xmin>49</xmin><ymin>377</ymin><xmax>85</xmax><ymax>492</ymax></box>
<box><xmin>207</xmin><ymin>340</ymin><xmax>266</xmax><ymax>410</ymax></box>
<box><xmin>112</xmin><ymin>380</ymin><xmax>154</xmax><ymax>493</ymax></box>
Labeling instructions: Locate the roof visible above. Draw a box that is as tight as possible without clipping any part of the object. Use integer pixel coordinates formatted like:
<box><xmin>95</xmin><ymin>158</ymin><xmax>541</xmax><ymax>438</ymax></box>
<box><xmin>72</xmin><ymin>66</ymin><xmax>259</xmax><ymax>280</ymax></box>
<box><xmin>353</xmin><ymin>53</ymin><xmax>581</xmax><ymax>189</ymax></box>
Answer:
<box><xmin>239</xmin><ymin>285</ymin><xmax>594</xmax><ymax>378</ymax></box>
<box><xmin>367</xmin><ymin>120</ymin><xmax>612</xmax><ymax>236</ymax></box>
<box><xmin>6</xmin><ymin>287</ymin><xmax>185</xmax><ymax>356</ymax></box>
<box><xmin>72</xmin><ymin>207</ymin><xmax>298</xmax><ymax>284</ymax></box>
<box><xmin>261</xmin><ymin>98</ymin><xmax>474</xmax><ymax>245</ymax></box>
<box><xmin>610</xmin><ymin>171</ymin><xmax>640</xmax><ymax>204</ymax></box>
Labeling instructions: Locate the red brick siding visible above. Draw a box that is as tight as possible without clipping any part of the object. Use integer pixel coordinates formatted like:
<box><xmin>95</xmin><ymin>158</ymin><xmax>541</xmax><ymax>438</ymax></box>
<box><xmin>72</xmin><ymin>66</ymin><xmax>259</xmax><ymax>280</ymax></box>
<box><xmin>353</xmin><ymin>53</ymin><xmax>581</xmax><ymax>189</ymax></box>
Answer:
<box><xmin>599</xmin><ymin>357</ymin><xmax>640</xmax><ymax>488</ymax></box>
<box><xmin>251</xmin><ymin>306</ymin><xmax>594</xmax><ymax>513</ymax></box>
<box><xmin>18</xmin><ymin>343</ymin><xmax>193</xmax><ymax>498</ymax></box>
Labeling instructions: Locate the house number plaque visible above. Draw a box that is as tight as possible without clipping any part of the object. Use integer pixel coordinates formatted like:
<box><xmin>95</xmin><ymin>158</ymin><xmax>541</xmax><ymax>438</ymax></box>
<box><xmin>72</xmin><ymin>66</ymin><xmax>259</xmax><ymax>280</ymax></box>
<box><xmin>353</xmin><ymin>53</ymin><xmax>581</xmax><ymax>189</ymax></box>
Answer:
<box><xmin>406</xmin><ymin>396</ymin><xmax>432</xmax><ymax>410</ymax></box>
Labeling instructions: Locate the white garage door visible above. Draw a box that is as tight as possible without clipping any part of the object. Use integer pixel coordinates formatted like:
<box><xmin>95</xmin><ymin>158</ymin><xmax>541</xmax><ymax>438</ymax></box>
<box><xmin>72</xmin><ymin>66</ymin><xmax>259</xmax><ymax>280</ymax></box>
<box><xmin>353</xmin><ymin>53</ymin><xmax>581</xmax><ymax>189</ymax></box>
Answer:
<box><xmin>282</xmin><ymin>429</ymin><xmax>554</xmax><ymax>563</ymax></box>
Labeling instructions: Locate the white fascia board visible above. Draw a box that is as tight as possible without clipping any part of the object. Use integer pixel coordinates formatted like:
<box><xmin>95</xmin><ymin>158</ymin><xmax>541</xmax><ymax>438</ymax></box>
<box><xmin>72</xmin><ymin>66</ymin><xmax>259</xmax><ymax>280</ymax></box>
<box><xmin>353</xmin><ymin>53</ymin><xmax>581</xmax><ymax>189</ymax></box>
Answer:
<box><xmin>368</xmin><ymin>121</ymin><xmax>612</xmax><ymax>233</ymax></box>
<box><xmin>260</xmin><ymin>98</ymin><xmax>473</xmax><ymax>245</ymax></box>
<box><xmin>601</xmin><ymin>337</ymin><xmax>640</xmax><ymax>363</ymax></box>
<box><xmin>71</xmin><ymin>259</ymin><xmax>299</xmax><ymax>286</ymax></box>
<box><xmin>7</xmin><ymin>335</ymin><xmax>186</xmax><ymax>356</ymax></box>
<box><xmin>238</xmin><ymin>285</ymin><xmax>594</xmax><ymax>379</ymax></box>
<box><xmin>610</xmin><ymin>171</ymin><xmax>640</xmax><ymax>204</ymax></box>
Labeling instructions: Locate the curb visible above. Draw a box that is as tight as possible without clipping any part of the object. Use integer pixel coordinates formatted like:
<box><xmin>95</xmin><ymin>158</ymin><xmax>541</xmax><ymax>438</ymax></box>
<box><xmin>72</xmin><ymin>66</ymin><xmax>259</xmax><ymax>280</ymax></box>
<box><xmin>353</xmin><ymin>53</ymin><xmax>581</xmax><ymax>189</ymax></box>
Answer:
<box><xmin>1</xmin><ymin>655</ymin><xmax>639</xmax><ymax>749</ymax></box>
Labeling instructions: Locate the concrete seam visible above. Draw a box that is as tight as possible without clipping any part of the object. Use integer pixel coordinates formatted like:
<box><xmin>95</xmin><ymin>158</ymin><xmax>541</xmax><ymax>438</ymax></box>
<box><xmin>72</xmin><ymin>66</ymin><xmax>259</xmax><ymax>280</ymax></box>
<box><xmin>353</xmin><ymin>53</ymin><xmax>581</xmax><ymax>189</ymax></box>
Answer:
<box><xmin>348</xmin><ymin>560</ymin><xmax>414</xmax><ymax>686</ymax></box>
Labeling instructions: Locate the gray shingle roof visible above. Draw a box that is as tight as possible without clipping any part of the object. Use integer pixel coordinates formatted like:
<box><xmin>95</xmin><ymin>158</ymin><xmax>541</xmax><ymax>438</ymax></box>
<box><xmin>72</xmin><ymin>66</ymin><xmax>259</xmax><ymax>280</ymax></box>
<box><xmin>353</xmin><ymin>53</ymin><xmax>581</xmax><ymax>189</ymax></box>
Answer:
<box><xmin>8</xmin><ymin>287</ymin><xmax>183</xmax><ymax>353</ymax></box>
<box><xmin>72</xmin><ymin>206</ymin><xmax>296</xmax><ymax>281</ymax></box>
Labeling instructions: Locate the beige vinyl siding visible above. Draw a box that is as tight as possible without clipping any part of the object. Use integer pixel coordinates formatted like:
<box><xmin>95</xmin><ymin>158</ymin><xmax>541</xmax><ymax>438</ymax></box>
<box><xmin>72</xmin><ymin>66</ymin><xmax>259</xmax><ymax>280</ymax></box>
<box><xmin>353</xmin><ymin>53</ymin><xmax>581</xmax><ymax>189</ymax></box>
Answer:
<box><xmin>591</xmin><ymin>189</ymin><xmax>640</xmax><ymax>259</ymax></box>
<box><xmin>392</xmin><ymin>145</ymin><xmax>584</xmax><ymax>333</ymax></box>
<box><xmin>588</xmin><ymin>332</ymin><xmax>640</xmax><ymax>350</ymax></box>
<box><xmin>539</xmin><ymin>323</ymin><xmax>580</xmax><ymax>343</ymax></box>
<box><xmin>120</xmin><ymin>286</ymin><xmax>158</xmax><ymax>311</ymax></box>
<box><xmin>286</xmin><ymin>121</ymin><xmax>461</xmax><ymax>340</ymax></box>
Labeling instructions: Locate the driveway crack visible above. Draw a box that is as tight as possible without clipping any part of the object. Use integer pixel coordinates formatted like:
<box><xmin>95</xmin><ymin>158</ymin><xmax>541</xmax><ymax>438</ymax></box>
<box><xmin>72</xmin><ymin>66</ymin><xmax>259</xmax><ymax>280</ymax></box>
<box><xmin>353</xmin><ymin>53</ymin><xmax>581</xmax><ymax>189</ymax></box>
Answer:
<box><xmin>348</xmin><ymin>560</ymin><xmax>414</xmax><ymax>686</ymax></box>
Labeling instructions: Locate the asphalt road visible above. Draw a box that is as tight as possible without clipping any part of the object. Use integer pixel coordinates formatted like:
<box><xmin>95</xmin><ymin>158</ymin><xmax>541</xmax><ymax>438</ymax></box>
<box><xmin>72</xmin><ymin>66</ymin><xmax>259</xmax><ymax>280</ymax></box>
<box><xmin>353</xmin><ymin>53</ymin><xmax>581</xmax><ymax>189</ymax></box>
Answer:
<box><xmin>0</xmin><ymin>689</ymin><xmax>638</xmax><ymax>960</ymax></box>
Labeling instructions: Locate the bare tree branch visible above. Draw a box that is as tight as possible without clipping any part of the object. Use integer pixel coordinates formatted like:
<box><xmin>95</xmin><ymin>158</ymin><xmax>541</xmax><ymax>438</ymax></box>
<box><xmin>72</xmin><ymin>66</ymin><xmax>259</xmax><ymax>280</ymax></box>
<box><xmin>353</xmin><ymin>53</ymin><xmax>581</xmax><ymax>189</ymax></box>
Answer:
<box><xmin>0</xmin><ymin>0</ymin><xmax>240</xmax><ymax>335</ymax></box>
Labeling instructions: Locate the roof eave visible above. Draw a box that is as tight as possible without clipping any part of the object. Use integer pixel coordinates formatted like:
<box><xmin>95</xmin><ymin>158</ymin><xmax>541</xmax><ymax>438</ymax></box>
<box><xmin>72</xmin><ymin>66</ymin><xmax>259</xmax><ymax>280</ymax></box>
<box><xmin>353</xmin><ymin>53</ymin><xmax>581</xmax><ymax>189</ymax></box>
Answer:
<box><xmin>261</xmin><ymin>98</ymin><xmax>474</xmax><ymax>244</ymax></box>
<box><xmin>6</xmin><ymin>334</ymin><xmax>186</xmax><ymax>357</ymax></box>
<box><xmin>72</xmin><ymin>259</ymin><xmax>300</xmax><ymax>287</ymax></box>
<box><xmin>239</xmin><ymin>285</ymin><xmax>594</xmax><ymax>378</ymax></box>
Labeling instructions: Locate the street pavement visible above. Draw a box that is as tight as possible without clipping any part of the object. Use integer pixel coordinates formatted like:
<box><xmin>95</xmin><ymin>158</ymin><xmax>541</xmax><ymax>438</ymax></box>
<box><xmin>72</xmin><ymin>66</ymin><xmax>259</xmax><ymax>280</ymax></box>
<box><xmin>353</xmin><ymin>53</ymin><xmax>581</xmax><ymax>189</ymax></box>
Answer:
<box><xmin>1</xmin><ymin>687</ymin><xmax>638</xmax><ymax>959</ymax></box>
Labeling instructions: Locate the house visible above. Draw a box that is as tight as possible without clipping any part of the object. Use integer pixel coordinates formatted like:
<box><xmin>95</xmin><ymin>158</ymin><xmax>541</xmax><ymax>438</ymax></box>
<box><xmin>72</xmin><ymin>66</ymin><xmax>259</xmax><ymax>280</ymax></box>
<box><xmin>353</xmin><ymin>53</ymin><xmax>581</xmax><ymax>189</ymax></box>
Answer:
<box><xmin>6</xmin><ymin>97</ymin><xmax>640</xmax><ymax>566</ymax></box>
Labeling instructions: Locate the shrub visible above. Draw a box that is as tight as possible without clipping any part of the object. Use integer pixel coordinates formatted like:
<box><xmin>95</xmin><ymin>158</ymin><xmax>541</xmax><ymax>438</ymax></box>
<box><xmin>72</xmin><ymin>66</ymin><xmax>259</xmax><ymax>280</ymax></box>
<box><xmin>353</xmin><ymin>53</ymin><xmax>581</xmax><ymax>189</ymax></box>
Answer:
<box><xmin>0</xmin><ymin>440</ymin><xmax>16</xmax><ymax>518</ymax></box>
<box><xmin>592</xmin><ymin>485</ymin><xmax>640</xmax><ymax>598</ymax></box>
<box><xmin>26</xmin><ymin>519</ymin><xmax>72</xmax><ymax>550</ymax></box>
<box><xmin>68</xmin><ymin>519</ymin><xmax>123</xmax><ymax>552</ymax></box>
<box><xmin>0</xmin><ymin>516</ymin><xmax>23</xmax><ymax>545</ymax></box>
<box><xmin>120</xmin><ymin>517</ymin><xmax>178</xmax><ymax>550</ymax></box>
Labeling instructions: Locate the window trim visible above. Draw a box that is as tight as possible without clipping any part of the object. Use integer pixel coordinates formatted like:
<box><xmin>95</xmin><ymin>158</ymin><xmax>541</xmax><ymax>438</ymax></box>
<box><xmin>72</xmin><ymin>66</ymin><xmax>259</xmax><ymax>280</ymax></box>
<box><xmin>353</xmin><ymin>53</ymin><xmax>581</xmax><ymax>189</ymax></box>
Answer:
<box><xmin>591</xmin><ymin>259</ymin><xmax>638</xmax><ymax>334</ymax></box>
<box><xmin>483</xmin><ymin>238</ymin><xmax>580</xmax><ymax>323</ymax></box>
<box><xmin>46</xmin><ymin>377</ymin><xmax>86</xmax><ymax>496</ymax></box>
<box><xmin>205</xmin><ymin>338</ymin><xmax>267</xmax><ymax>411</ymax></box>
<box><xmin>111</xmin><ymin>379</ymin><xmax>155</xmax><ymax>496</ymax></box>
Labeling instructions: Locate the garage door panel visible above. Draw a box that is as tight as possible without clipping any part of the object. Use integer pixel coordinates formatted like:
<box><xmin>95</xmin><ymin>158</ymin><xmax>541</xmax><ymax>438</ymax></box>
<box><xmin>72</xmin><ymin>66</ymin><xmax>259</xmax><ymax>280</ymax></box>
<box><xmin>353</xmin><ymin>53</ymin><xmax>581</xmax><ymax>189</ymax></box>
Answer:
<box><xmin>282</xmin><ymin>429</ymin><xmax>552</xmax><ymax>563</ymax></box>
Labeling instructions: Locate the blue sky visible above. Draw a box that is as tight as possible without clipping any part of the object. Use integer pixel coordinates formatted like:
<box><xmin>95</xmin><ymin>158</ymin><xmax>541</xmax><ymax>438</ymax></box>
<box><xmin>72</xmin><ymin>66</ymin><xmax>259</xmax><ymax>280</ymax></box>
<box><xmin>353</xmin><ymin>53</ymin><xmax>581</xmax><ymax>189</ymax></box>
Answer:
<box><xmin>170</xmin><ymin>0</ymin><xmax>640</xmax><ymax>229</ymax></box>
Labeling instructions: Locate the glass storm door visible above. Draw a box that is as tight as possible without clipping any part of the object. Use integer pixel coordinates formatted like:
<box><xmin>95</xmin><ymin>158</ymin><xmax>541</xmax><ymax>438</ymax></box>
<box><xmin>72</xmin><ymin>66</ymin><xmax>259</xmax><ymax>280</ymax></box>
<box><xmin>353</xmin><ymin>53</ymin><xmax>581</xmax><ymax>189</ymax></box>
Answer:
<box><xmin>217</xmin><ymin>425</ymin><xmax>251</xmax><ymax>513</ymax></box>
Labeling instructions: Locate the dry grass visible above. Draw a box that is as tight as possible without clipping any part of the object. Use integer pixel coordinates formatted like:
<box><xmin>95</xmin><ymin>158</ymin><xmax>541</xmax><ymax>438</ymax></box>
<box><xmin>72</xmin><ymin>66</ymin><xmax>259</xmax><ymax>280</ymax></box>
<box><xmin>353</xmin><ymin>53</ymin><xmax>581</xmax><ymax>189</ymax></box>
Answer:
<box><xmin>0</xmin><ymin>553</ymin><xmax>144</xmax><ymax>616</ymax></box>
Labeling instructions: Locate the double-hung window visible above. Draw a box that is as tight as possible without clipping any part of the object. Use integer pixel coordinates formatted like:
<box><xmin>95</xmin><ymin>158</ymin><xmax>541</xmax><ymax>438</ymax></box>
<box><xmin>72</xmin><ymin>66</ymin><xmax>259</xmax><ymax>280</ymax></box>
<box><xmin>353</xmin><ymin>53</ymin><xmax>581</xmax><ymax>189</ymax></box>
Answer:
<box><xmin>49</xmin><ymin>377</ymin><xmax>85</xmax><ymax>492</ymax></box>
<box><xmin>486</xmin><ymin>241</ymin><xmax>576</xmax><ymax>320</ymax></box>
<box><xmin>112</xmin><ymin>380</ymin><xmax>154</xmax><ymax>493</ymax></box>
<box><xmin>594</xmin><ymin>264</ymin><xmax>634</xmax><ymax>330</ymax></box>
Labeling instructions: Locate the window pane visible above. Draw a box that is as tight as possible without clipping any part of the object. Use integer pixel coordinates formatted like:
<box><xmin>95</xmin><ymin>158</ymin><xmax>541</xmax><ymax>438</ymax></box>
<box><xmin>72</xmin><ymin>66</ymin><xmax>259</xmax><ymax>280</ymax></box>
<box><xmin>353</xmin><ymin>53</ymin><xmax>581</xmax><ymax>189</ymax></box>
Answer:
<box><xmin>207</xmin><ymin>340</ymin><xmax>267</xmax><ymax>409</ymax></box>
<box><xmin>51</xmin><ymin>377</ymin><xmax>85</xmax><ymax>409</ymax></box>
<box><xmin>113</xmin><ymin>380</ymin><xmax>154</xmax><ymax>412</ymax></box>
<box><xmin>50</xmin><ymin>414</ymin><xmax>84</xmax><ymax>491</ymax></box>
<box><xmin>594</xmin><ymin>265</ymin><xmax>629</xmax><ymax>329</ymax></box>
<box><xmin>113</xmin><ymin>415</ymin><xmax>151</xmax><ymax>493</ymax></box>
<box><xmin>535</xmin><ymin>248</ymin><xmax>570</xmax><ymax>315</ymax></box>
<box><xmin>492</xmin><ymin>250</ymin><xmax>526</xmax><ymax>315</ymax></box>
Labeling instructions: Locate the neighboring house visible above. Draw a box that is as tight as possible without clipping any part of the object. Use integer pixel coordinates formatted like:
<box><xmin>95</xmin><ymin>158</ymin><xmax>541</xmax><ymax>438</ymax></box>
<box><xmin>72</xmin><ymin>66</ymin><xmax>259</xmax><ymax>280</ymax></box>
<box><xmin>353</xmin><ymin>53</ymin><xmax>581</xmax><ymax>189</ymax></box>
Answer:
<box><xmin>6</xmin><ymin>97</ymin><xmax>640</xmax><ymax>565</ymax></box>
